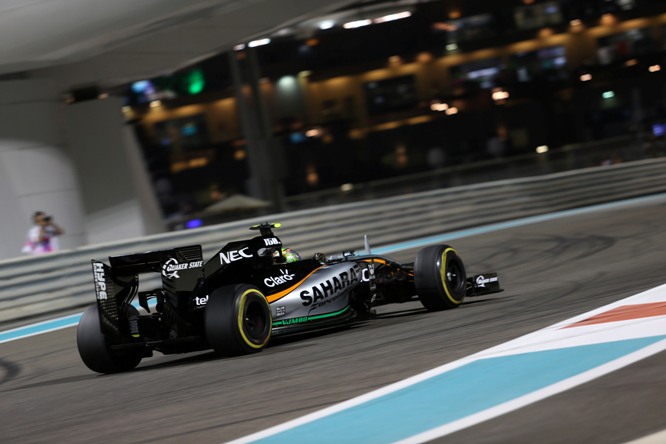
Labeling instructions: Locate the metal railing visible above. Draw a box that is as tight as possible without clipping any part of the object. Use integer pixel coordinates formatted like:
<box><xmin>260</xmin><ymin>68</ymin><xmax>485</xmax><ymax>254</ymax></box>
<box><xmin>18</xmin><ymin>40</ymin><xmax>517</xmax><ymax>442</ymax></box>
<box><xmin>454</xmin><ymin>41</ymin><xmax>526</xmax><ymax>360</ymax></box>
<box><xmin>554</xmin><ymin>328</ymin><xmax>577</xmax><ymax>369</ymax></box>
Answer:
<box><xmin>282</xmin><ymin>134</ymin><xmax>647</xmax><ymax>211</ymax></box>
<box><xmin>1</xmin><ymin>155</ymin><xmax>665</xmax><ymax>325</ymax></box>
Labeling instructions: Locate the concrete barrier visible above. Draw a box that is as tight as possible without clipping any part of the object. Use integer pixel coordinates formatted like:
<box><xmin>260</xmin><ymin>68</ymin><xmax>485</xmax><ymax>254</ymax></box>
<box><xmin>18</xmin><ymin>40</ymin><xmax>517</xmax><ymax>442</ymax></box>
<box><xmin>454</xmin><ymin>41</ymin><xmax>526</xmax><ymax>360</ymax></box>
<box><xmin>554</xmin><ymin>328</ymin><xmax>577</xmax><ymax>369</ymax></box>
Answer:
<box><xmin>1</xmin><ymin>157</ymin><xmax>665</xmax><ymax>325</ymax></box>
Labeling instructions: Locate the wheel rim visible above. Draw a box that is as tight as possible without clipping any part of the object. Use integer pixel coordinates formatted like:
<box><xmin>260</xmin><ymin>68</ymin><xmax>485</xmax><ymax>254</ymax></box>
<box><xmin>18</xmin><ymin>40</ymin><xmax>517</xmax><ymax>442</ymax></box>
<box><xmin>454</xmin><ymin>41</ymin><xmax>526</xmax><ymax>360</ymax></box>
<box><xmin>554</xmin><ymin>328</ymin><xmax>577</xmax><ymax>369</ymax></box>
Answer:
<box><xmin>439</xmin><ymin>248</ymin><xmax>465</xmax><ymax>303</ymax></box>
<box><xmin>243</xmin><ymin>299</ymin><xmax>268</xmax><ymax>343</ymax></box>
<box><xmin>445</xmin><ymin>260</ymin><xmax>463</xmax><ymax>291</ymax></box>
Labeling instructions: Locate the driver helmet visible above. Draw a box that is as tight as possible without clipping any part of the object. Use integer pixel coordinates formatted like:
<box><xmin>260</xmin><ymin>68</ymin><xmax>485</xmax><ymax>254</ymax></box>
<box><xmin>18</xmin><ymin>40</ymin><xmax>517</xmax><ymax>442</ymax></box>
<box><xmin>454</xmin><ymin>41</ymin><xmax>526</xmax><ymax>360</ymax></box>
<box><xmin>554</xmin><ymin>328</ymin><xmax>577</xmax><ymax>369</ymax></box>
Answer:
<box><xmin>281</xmin><ymin>247</ymin><xmax>301</xmax><ymax>263</ymax></box>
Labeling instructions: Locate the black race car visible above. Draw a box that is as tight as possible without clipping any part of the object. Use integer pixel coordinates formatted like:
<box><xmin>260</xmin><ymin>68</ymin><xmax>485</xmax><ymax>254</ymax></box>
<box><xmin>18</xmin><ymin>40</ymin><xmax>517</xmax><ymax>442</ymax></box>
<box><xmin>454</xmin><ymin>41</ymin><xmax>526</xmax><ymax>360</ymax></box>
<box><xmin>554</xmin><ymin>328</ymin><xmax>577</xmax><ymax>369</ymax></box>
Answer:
<box><xmin>77</xmin><ymin>223</ymin><xmax>501</xmax><ymax>373</ymax></box>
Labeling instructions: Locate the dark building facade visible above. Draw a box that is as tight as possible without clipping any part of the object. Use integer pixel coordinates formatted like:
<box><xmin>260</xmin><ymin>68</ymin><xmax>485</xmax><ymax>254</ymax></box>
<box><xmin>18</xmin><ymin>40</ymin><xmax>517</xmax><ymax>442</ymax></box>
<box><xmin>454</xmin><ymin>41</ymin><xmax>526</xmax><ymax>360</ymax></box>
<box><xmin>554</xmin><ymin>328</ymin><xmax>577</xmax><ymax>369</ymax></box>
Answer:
<box><xmin>119</xmin><ymin>0</ymin><xmax>666</xmax><ymax>222</ymax></box>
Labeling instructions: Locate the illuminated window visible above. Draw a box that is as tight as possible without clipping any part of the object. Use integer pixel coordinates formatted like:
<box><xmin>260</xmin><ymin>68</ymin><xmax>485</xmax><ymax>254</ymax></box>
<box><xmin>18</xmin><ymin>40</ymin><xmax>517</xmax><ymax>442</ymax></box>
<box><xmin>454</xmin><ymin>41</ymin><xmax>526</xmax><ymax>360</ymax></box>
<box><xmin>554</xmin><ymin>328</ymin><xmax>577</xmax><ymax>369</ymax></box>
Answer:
<box><xmin>451</xmin><ymin>58</ymin><xmax>504</xmax><ymax>89</ymax></box>
<box><xmin>364</xmin><ymin>75</ymin><xmax>418</xmax><ymax>115</ymax></box>
<box><xmin>510</xmin><ymin>46</ymin><xmax>567</xmax><ymax>82</ymax></box>
<box><xmin>514</xmin><ymin>1</ymin><xmax>562</xmax><ymax>30</ymax></box>
<box><xmin>597</xmin><ymin>28</ymin><xmax>656</xmax><ymax>65</ymax></box>
<box><xmin>435</xmin><ymin>13</ymin><xmax>496</xmax><ymax>45</ymax></box>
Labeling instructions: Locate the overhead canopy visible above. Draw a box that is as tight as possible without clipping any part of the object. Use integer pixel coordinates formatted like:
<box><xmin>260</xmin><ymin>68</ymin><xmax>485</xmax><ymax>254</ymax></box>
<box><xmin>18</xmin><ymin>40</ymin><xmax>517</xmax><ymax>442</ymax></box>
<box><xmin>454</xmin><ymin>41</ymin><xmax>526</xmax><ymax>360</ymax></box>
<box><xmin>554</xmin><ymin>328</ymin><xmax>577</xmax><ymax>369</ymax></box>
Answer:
<box><xmin>0</xmin><ymin>0</ymin><xmax>358</xmax><ymax>90</ymax></box>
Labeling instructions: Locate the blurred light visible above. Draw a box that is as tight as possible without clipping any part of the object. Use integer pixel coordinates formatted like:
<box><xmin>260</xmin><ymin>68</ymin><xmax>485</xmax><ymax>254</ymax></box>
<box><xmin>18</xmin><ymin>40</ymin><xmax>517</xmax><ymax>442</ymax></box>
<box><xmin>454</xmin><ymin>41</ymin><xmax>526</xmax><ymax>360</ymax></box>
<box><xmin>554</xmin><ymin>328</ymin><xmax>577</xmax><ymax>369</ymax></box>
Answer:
<box><xmin>624</xmin><ymin>59</ymin><xmax>638</xmax><ymax>67</ymax></box>
<box><xmin>388</xmin><ymin>55</ymin><xmax>402</xmax><ymax>65</ymax></box>
<box><xmin>186</xmin><ymin>69</ymin><xmax>205</xmax><ymax>95</ymax></box>
<box><xmin>340</xmin><ymin>183</ymin><xmax>354</xmax><ymax>192</ymax></box>
<box><xmin>617</xmin><ymin>0</ymin><xmax>635</xmax><ymax>10</ymax></box>
<box><xmin>233</xmin><ymin>43</ymin><xmax>246</xmax><ymax>51</ymax></box>
<box><xmin>189</xmin><ymin>157</ymin><xmax>208</xmax><ymax>168</ymax></box>
<box><xmin>416</xmin><ymin>52</ymin><xmax>433</xmax><ymax>63</ymax></box>
<box><xmin>602</xmin><ymin>91</ymin><xmax>615</xmax><ymax>99</ymax></box>
<box><xmin>186</xmin><ymin>219</ymin><xmax>203</xmax><ymax>229</ymax></box>
<box><xmin>492</xmin><ymin>88</ymin><xmax>510</xmax><ymax>102</ymax></box>
<box><xmin>248</xmin><ymin>38</ymin><xmax>270</xmax><ymax>48</ymax></box>
<box><xmin>343</xmin><ymin>19</ymin><xmax>372</xmax><ymax>29</ymax></box>
<box><xmin>432</xmin><ymin>22</ymin><xmax>458</xmax><ymax>32</ymax></box>
<box><xmin>446</xmin><ymin>43</ymin><xmax>459</xmax><ymax>52</ymax></box>
<box><xmin>122</xmin><ymin>106</ymin><xmax>131</xmax><ymax>114</ymax></box>
<box><xmin>273</xmin><ymin>28</ymin><xmax>292</xmax><ymax>37</ymax></box>
<box><xmin>538</xmin><ymin>27</ymin><xmax>555</xmax><ymax>39</ymax></box>
<box><xmin>298</xmin><ymin>70</ymin><xmax>312</xmax><ymax>78</ymax></box>
<box><xmin>290</xmin><ymin>132</ymin><xmax>306</xmax><ymax>144</ymax></box>
<box><xmin>171</xmin><ymin>157</ymin><xmax>209</xmax><ymax>173</ymax></box>
<box><xmin>649</xmin><ymin>64</ymin><xmax>661</xmax><ymax>73</ymax></box>
<box><xmin>430</xmin><ymin>101</ymin><xmax>449</xmax><ymax>112</ymax></box>
<box><xmin>580</xmin><ymin>73</ymin><xmax>592</xmax><ymax>82</ymax></box>
<box><xmin>569</xmin><ymin>19</ymin><xmax>584</xmax><ymax>33</ymax></box>
<box><xmin>445</xmin><ymin>107</ymin><xmax>458</xmax><ymax>115</ymax></box>
<box><xmin>536</xmin><ymin>145</ymin><xmax>549</xmax><ymax>154</ymax></box>
<box><xmin>306</xmin><ymin>38</ymin><xmax>319</xmax><ymax>47</ymax></box>
<box><xmin>375</xmin><ymin>11</ymin><xmax>411</xmax><ymax>23</ymax></box>
<box><xmin>600</xmin><ymin>13</ymin><xmax>618</xmax><ymax>26</ymax></box>
<box><xmin>234</xmin><ymin>149</ymin><xmax>246</xmax><ymax>161</ymax></box>
<box><xmin>319</xmin><ymin>20</ymin><xmax>335</xmax><ymax>30</ymax></box>
<box><xmin>98</xmin><ymin>92</ymin><xmax>109</xmax><ymax>100</ymax></box>
<box><xmin>131</xmin><ymin>80</ymin><xmax>153</xmax><ymax>94</ymax></box>
<box><xmin>149</xmin><ymin>100</ymin><xmax>161</xmax><ymax>108</ymax></box>
<box><xmin>306</xmin><ymin>165</ymin><xmax>319</xmax><ymax>187</ymax></box>
<box><xmin>277</xmin><ymin>75</ymin><xmax>297</xmax><ymax>92</ymax></box>
<box><xmin>306</xmin><ymin>128</ymin><xmax>323</xmax><ymax>138</ymax></box>
<box><xmin>523</xmin><ymin>0</ymin><xmax>535</xmax><ymax>4</ymax></box>
<box><xmin>448</xmin><ymin>9</ymin><xmax>461</xmax><ymax>19</ymax></box>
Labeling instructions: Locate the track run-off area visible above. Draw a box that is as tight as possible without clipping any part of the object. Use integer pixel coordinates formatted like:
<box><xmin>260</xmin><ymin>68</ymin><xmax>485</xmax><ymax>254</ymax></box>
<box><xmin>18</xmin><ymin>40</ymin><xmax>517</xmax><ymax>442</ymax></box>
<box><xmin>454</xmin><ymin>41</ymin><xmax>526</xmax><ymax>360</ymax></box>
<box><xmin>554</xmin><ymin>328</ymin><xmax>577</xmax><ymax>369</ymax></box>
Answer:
<box><xmin>2</xmin><ymin>194</ymin><xmax>666</xmax><ymax>443</ymax></box>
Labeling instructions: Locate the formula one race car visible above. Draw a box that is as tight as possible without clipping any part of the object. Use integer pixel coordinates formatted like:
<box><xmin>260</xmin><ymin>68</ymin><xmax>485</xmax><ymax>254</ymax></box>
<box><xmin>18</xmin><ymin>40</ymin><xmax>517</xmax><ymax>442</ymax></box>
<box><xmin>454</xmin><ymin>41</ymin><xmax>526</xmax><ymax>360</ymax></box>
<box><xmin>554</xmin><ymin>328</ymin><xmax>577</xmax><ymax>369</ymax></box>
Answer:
<box><xmin>77</xmin><ymin>223</ymin><xmax>502</xmax><ymax>373</ymax></box>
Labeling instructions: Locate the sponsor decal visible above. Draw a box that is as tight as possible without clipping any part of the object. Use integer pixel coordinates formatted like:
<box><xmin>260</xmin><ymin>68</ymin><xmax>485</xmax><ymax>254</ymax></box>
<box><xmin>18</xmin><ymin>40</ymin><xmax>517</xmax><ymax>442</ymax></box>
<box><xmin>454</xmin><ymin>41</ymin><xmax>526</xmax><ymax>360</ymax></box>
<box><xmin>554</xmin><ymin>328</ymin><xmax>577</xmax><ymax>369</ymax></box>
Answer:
<box><xmin>162</xmin><ymin>258</ymin><xmax>203</xmax><ymax>279</ymax></box>
<box><xmin>194</xmin><ymin>295</ymin><xmax>208</xmax><ymax>306</ymax></box>
<box><xmin>300</xmin><ymin>266</ymin><xmax>360</xmax><ymax>307</ymax></box>
<box><xmin>275</xmin><ymin>306</ymin><xmax>286</xmax><ymax>317</ymax></box>
<box><xmin>264</xmin><ymin>237</ymin><xmax>280</xmax><ymax>246</ymax></box>
<box><xmin>475</xmin><ymin>275</ymin><xmax>498</xmax><ymax>288</ymax></box>
<box><xmin>264</xmin><ymin>269</ymin><xmax>295</xmax><ymax>287</ymax></box>
<box><xmin>311</xmin><ymin>293</ymin><xmax>342</xmax><ymax>309</ymax></box>
<box><xmin>93</xmin><ymin>262</ymin><xmax>108</xmax><ymax>300</ymax></box>
<box><xmin>219</xmin><ymin>247</ymin><xmax>252</xmax><ymax>265</ymax></box>
<box><xmin>273</xmin><ymin>316</ymin><xmax>308</xmax><ymax>326</ymax></box>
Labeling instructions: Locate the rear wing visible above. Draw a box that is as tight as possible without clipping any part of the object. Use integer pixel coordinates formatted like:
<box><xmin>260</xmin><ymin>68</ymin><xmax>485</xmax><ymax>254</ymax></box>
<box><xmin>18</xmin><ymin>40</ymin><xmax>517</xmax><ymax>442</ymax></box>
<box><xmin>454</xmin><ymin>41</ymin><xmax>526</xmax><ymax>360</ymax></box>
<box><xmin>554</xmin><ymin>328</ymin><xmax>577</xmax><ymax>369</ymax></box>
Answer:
<box><xmin>92</xmin><ymin>245</ymin><xmax>203</xmax><ymax>336</ymax></box>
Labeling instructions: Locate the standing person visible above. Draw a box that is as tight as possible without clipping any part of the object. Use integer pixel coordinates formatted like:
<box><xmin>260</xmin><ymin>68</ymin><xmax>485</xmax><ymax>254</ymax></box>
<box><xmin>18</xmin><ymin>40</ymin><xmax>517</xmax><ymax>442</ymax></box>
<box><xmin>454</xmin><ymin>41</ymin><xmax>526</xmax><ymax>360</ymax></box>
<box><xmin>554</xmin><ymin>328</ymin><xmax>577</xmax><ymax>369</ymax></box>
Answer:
<box><xmin>21</xmin><ymin>211</ymin><xmax>65</xmax><ymax>255</ymax></box>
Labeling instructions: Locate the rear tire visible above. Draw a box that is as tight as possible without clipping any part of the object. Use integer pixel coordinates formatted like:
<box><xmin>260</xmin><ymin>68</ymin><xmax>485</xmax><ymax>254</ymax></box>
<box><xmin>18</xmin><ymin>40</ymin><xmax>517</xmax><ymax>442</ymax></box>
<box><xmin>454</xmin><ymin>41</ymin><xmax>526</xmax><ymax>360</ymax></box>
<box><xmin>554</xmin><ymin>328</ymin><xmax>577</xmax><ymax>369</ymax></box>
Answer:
<box><xmin>205</xmin><ymin>284</ymin><xmax>272</xmax><ymax>355</ymax></box>
<box><xmin>414</xmin><ymin>245</ymin><xmax>467</xmax><ymax>310</ymax></box>
<box><xmin>77</xmin><ymin>305</ymin><xmax>142</xmax><ymax>373</ymax></box>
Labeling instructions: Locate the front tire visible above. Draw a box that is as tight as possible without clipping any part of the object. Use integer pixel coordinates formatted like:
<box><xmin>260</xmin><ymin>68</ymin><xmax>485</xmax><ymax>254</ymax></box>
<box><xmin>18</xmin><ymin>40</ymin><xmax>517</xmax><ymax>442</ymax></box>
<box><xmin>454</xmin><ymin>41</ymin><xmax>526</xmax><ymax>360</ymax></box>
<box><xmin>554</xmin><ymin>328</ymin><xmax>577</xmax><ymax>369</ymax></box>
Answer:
<box><xmin>205</xmin><ymin>284</ymin><xmax>272</xmax><ymax>355</ymax></box>
<box><xmin>77</xmin><ymin>305</ymin><xmax>142</xmax><ymax>373</ymax></box>
<box><xmin>414</xmin><ymin>245</ymin><xmax>467</xmax><ymax>310</ymax></box>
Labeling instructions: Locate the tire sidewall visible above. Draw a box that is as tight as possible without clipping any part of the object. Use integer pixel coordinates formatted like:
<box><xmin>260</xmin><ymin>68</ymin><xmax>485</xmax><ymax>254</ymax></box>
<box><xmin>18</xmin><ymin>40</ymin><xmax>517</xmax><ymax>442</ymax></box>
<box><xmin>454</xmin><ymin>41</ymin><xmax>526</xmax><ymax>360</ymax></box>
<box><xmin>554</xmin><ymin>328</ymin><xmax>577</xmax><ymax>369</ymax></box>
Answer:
<box><xmin>77</xmin><ymin>304</ymin><xmax>142</xmax><ymax>373</ymax></box>
<box><xmin>205</xmin><ymin>284</ymin><xmax>272</xmax><ymax>355</ymax></box>
<box><xmin>415</xmin><ymin>245</ymin><xmax>467</xmax><ymax>310</ymax></box>
<box><xmin>232</xmin><ymin>286</ymin><xmax>272</xmax><ymax>350</ymax></box>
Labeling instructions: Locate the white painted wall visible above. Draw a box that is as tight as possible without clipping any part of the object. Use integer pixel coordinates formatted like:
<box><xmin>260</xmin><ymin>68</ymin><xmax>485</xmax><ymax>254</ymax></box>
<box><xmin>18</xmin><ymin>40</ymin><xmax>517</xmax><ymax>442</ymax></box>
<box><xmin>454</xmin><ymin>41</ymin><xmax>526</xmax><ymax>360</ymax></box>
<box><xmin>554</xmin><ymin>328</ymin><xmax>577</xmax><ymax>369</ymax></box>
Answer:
<box><xmin>0</xmin><ymin>79</ymin><xmax>86</xmax><ymax>258</ymax></box>
<box><xmin>0</xmin><ymin>80</ymin><xmax>165</xmax><ymax>260</ymax></box>
<box><xmin>65</xmin><ymin>97</ymin><xmax>165</xmax><ymax>245</ymax></box>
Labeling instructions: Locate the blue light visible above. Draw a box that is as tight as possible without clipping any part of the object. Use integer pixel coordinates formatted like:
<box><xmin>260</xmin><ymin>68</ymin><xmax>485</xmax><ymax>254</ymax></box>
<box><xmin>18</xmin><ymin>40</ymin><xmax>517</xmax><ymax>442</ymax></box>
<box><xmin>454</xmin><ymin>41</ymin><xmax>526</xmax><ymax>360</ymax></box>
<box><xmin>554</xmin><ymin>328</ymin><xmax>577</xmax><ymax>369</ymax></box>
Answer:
<box><xmin>131</xmin><ymin>80</ymin><xmax>153</xmax><ymax>94</ymax></box>
<box><xmin>186</xmin><ymin>219</ymin><xmax>203</xmax><ymax>229</ymax></box>
<box><xmin>181</xmin><ymin>122</ymin><xmax>197</xmax><ymax>137</ymax></box>
<box><xmin>290</xmin><ymin>132</ymin><xmax>307</xmax><ymax>144</ymax></box>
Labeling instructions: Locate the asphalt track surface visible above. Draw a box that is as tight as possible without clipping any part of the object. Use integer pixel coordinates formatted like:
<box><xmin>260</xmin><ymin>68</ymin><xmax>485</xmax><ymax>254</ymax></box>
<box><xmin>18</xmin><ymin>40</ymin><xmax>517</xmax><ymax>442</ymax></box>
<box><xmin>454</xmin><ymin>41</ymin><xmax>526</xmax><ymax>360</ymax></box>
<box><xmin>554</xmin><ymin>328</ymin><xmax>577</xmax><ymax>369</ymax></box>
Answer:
<box><xmin>1</xmin><ymin>196</ymin><xmax>666</xmax><ymax>444</ymax></box>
